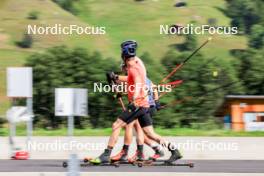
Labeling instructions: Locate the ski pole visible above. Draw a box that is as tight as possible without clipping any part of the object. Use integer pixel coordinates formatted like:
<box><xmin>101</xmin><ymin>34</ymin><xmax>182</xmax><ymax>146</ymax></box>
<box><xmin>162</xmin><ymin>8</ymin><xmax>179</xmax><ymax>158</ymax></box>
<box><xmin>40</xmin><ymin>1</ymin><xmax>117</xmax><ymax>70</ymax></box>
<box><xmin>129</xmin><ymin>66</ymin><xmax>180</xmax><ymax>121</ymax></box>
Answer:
<box><xmin>161</xmin><ymin>37</ymin><xmax>212</xmax><ymax>83</ymax></box>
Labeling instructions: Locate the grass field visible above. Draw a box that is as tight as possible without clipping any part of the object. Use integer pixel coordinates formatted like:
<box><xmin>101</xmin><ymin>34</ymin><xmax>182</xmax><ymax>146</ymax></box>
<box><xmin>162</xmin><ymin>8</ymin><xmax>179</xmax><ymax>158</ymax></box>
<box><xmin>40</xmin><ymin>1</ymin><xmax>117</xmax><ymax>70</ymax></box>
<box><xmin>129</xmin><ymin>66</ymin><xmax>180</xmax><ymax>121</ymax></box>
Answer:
<box><xmin>0</xmin><ymin>125</ymin><xmax>264</xmax><ymax>137</ymax></box>
<box><xmin>76</xmin><ymin>0</ymin><xmax>247</xmax><ymax>58</ymax></box>
<box><xmin>0</xmin><ymin>0</ymin><xmax>247</xmax><ymax>115</ymax></box>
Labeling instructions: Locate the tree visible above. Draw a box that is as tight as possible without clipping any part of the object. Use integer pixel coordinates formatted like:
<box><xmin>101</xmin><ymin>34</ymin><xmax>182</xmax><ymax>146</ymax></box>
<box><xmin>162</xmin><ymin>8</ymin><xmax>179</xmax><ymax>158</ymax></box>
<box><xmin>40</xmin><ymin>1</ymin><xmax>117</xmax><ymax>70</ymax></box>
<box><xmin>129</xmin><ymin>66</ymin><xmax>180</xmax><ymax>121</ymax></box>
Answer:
<box><xmin>17</xmin><ymin>33</ymin><xmax>33</xmax><ymax>48</ymax></box>
<box><xmin>249</xmin><ymin>24</ymin><xmax>264</xmax><ymax>49</ymax></box>
<box><xmin>182</xmin><ymin>34</ymin><xmax>197</xmax><ymax>51</ymax></box>
<box><xmin>25</xmin><ymin>46</ymin><xmax>119</xmax><ymax>128</ymax></box>
<box><xmin>161</xmin><ymin>49</ymin><xmax>242</xmax><ymax>127</ymax></box>
<box><xmin>228</xmin><ymin>0</ymin><xmax>264</xmax><ymax>95</ymax></box>
<box><xmin>238</xmin><ymin>48</ymin><xmax>264</xmax><ymax>95</ymax></box>
<box><xmin>52</xmin><ymin>0</ymin><xmax>78</xmax><ymax>14</ymax></box>
<box><xmin>226</xmin><ymin>0</ymin><xmax>262</xmax><ymax>34</ymax></box>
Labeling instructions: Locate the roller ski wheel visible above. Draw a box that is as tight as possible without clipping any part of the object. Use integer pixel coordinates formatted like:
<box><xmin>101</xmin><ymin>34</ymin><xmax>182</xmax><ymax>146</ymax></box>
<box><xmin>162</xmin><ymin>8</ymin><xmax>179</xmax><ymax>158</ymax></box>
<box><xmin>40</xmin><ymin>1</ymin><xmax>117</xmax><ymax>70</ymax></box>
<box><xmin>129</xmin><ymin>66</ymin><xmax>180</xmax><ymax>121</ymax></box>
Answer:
<box><xmin>83</xmin><ymin>157</ymin><xmax>92</xmax><ymax>163</ymax></box>
<box><xmin>189</xmin><ymin>162</ymin><xmax>194</xmax><ymax>168</ymax></box>
<box><xmin>129</xmin><ymin>160</ymin><xmax>144</xmax><ymax>167</ymax></box>
<box><xmin>113</xmin><ymin>163</ymin><xmax>120</xmax><ymax>168</ymax></box>
<box><xmin>137</xmin><ymin>162</ymin><xmax>143</xmax><ymax>167</ymax></box>
<box><xmin>62</xmin><ymin>161</ymin><xmax>68</xmax><ymax>168</ymax></box>
<box><xmin>164</xmin><ymin>161</ymin><xmax>195</xmax><ymax>167</ymax></box>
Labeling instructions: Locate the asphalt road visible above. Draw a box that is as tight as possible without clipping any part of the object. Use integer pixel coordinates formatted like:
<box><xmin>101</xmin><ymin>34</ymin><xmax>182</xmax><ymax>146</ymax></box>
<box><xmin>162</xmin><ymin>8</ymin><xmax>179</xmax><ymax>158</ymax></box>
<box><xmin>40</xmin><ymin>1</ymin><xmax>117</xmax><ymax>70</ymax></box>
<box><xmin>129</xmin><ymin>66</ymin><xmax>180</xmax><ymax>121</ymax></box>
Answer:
<box><xmin>0</xmin><ymin>160</ymin><xmax>264</xmax><ymax>173</ymax></box>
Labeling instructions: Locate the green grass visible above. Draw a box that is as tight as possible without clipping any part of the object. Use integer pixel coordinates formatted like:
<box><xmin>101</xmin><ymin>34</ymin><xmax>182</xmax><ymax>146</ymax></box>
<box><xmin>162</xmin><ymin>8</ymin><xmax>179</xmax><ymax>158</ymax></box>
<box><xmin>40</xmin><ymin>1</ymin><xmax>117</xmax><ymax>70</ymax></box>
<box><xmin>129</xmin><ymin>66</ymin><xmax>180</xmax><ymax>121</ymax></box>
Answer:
<box><xmin>0</xmin><ymin>0</ymin><xmax>86</xmax><ymax>114</ymax></box>
<box><xmin>1</xmin><ymin>126</ymin><xmax>264</xmax><ymax>137</ymax></box>
<box><xmin>76</xmin><ymin>0</ymin><xmax>247</xmax><ymax>58</ymax></box>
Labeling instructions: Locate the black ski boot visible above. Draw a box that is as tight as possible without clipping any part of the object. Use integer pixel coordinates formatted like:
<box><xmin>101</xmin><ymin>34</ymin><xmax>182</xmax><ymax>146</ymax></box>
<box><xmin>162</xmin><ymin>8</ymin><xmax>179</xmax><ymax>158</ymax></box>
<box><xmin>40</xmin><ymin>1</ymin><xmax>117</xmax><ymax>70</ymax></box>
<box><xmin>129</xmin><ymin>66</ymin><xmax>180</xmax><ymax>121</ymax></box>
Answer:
<box><xmin>90</xmin><ymin>149</ymin><xmax>111</xmax><ymax>164</ymax></box>
<box><xmin>137</xmin><ymin>151</ymin><xmax>144</xmax><ymax>161</ymax></box>
<box><xmin>165</xmin><ymin>148</ymin><xmax>182</xmax><ymax>164</ymax></box>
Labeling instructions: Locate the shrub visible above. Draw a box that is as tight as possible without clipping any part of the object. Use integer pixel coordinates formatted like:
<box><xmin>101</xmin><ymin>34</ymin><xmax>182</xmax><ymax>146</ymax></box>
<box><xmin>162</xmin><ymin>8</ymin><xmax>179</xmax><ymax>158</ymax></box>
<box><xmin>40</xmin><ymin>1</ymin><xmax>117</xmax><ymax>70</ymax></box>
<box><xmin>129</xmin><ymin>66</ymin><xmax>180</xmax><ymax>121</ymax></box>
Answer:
<box><xmin>207</xmin><ymin>18</ymin><xmax>218</xmax><ymax>26</ymax></box>
<box><xmin>25</xmin><ymin>46</ymin><xmax>119</xmax><ymax>128</ymax></box>
<box><xmin>16</xmin><ymin>34</ymin><xmax>33</xmax><ymax>48</ymax></box>
<box><xmin>52</xmin><ymin>0</ymin><xmax>78</xmax><ymax>14</ymax></box>
<box><xmin>27</xmin><ymin>11</ymin><xmax>39</xmax><ymax>20</ymax></box>
<box><xmin>174</xmin><ymin>1</ymin><xmax>187</xmax><ymax>7</ymax></box>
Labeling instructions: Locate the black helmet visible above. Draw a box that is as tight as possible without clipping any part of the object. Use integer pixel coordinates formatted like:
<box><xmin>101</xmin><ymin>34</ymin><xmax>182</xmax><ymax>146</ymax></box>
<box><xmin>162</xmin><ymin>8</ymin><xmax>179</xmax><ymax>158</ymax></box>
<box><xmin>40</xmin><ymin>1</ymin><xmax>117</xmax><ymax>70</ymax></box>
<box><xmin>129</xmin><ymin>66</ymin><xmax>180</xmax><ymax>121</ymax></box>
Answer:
<box><xmin>121</xmin><ymin>40</ymin><xmax>138</xmax><ymax>60</ymax></box>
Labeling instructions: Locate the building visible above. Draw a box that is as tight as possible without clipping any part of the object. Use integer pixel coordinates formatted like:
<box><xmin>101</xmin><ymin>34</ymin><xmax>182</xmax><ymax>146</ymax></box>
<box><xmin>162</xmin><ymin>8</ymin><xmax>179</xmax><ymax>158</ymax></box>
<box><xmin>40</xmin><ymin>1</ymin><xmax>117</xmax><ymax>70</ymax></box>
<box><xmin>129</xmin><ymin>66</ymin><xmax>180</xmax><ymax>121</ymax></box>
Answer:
<box><xmin>216</xmin><ymin>95</ymin><xmax>264</xmax><ymax>131</ymax></box>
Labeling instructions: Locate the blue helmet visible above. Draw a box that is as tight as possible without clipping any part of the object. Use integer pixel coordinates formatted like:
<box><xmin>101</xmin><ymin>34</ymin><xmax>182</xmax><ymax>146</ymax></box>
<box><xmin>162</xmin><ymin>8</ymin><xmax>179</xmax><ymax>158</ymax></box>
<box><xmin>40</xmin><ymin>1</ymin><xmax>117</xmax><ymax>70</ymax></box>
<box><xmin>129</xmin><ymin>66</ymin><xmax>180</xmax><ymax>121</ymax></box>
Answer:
<box><xmin>121</xmin><ymin>40</ymin><xmax>138</xmax><ymax>60</ymax></box>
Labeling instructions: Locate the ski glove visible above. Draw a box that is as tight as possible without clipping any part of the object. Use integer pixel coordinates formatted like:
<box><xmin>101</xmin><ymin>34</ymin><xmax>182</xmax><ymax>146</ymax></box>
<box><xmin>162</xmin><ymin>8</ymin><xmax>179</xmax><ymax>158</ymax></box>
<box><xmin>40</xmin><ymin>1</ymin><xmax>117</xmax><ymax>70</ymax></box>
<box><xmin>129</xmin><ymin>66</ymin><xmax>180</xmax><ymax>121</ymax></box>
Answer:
<box><xmin>106</xmin><ymin>71</ymin><xmax>118</xmax><ymax>85</ymax></box>
<box><xmin>127</xmin><ymin>103</ymin><xmax>137</xmax><ymax>112</ymax></box>
<box><xmin>155</xmin><ymin>100</ymin><xmax>162</xmax><ymax>111</ymax></box>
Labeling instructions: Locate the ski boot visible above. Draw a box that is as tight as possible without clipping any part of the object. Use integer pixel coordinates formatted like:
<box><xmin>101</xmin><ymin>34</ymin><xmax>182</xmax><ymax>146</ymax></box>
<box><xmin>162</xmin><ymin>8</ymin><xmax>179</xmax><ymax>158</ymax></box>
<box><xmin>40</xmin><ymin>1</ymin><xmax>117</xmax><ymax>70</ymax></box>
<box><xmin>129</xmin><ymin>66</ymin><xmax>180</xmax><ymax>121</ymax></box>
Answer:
<box><xmin>128</xmin><ymin>150</ymin><xmax>144</xmax><ymax>163</ymax></box>
<box><xmin>90</xmin><ymin>149</ymin><xmax>111</xmax><ymax>164</ymax></box>
<box><xmin>111</xmin><ymin>149</ymin><xmax>128</xmax><ymax>162</ymax></box>
<box><xmin>165</xmin><ymin>148</ymin><xmax>182</xmax><ymax>164</ymax></box>
<box><xmin>149</xmin><ymin>149</ymin><xmax>164</xmax><ymax>161</ymax></box>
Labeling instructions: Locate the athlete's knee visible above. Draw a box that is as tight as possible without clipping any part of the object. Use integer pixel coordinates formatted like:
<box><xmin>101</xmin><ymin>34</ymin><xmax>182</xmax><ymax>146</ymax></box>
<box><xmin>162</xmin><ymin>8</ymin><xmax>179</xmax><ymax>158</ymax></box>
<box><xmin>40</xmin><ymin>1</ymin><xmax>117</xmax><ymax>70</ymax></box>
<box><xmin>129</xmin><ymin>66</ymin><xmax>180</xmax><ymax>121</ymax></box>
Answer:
<box><xmin>112</xmin><ymin>121</ymin><xmax>121</xmax><ymax>130</ymax></box>
<box><xmin>126</xmin><ymin>121</ymin><xmax>134</xmax><ymax>128</ymax></box>
<box><xmin>144</xmin><ymin>129</ymin><xmax>160</xmax><ymax>141</ymax></box>
<box><xmin>143</xmin><ymin>128</ymin><xmax>153</xmax><ymax>138</ymax></box>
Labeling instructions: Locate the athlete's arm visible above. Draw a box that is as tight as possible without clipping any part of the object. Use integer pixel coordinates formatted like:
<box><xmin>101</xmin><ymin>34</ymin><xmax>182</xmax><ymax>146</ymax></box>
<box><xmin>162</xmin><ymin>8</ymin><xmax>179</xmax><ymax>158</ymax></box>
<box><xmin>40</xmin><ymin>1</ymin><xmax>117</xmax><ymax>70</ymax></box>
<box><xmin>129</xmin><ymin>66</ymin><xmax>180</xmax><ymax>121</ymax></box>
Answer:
<box><xmin>118</xmin><ymin>75</ymin><xmax>128</xmax><ymax>82</ymax></box>
<box><xmin>151</xmin><ymin>82</ymin><xmax>162</xmax><ymax>110</ymax></box>
<box><xmin>151</xmin><ymin>82</ymin><xmax>159</xmax><ymax>101</ymax></box>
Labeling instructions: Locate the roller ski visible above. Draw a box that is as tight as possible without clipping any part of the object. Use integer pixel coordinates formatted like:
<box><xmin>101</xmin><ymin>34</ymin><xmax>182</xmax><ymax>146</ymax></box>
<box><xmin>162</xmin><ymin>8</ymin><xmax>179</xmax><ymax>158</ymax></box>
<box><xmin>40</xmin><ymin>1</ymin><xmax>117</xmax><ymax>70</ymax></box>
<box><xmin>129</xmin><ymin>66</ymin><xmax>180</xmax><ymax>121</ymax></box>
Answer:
<box><xmin>136</xmin><ymin>149</ymin><xmax>193</xmax><ymax>168</ymax></box>
<box><xmin>87</xmin><ymin>149</ymin><xmax>120</xmax><ymax>167</ymax></box>
<box><xmin>136</xmin><ymin>159</ymin><xmax>194</xmax><ymax>168</ymax></box>
<box><xmin>62</xmin><ymin>157</ymin><xmax>120</xmax><ymax>168</ymax></box>
<box><xmin>62</xmin><ymin>160</ymin><xmax>120</xmax><ymax>168</ymax></box>
<box><xmin>83</xmin><ymin>149</ymin><xmax>122</xmax><ymax>167</ymax></box>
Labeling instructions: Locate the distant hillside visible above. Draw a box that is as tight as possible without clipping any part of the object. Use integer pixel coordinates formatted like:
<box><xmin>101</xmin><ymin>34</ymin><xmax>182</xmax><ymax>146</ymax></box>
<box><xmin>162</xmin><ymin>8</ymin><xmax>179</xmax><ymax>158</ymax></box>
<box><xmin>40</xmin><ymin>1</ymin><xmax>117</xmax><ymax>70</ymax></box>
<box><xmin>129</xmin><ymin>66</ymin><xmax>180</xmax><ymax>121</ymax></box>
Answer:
<box><xmin>0</xmin><ymin>0</ymin><xmax>247</xmax><ymax>114</ymax></box>
<box><xmin>76</xmin><ymin>0</ymin><xmax>247</xmax><ymax>58</ymax></box>
<box><xmin>0</xmin><ymin>0</ymin><xmax>110</xmax><ymax>114</ymax></box>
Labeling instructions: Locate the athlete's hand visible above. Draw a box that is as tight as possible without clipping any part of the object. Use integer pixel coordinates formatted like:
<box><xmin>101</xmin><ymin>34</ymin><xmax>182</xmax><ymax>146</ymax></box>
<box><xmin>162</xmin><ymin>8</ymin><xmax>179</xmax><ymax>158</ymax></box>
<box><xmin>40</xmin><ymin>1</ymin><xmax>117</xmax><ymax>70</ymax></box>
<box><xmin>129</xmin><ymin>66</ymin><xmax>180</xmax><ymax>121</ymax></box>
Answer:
<box><xmin>155</xmin><ymin>100</ymin><xmax>162</xmax><ymax>111</ymax></box>
<box><xmin>115</xmin><ymin>92</ymin><xmax>122</xmax><ymax>99</ymax></box>
<box><xmin>106</xmin><ymin>71</ymin><xmax>118</xmax><ymax>84</ymax></box>
<box><xmin>127</xmin><ymin>103</ymin><xmax>137</xmax><ymax>112</ymax></box>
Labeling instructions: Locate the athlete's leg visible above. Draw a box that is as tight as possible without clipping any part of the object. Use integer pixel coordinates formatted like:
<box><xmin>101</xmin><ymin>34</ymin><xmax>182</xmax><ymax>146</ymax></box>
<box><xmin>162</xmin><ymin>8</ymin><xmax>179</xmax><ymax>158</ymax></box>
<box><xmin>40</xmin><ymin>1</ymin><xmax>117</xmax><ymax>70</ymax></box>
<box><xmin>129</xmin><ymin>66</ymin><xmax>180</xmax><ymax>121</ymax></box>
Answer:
<box><xmin>124</xmin><ymin>120</ymin><xmax>136</xmax><ymax>145</ymax></box>
<box><xmin>142</xmin><ymin>125</ymin><xmax>166</xmax><ymax>145</ymax></box>
<box><xmin>92</xmin><ymin>108</ymin><xmax>145</xmax><ymax>163</ymax></box>
<box><xmin>137</xmin><ymin>111</ymin><xmax>182</xmax><ymax>163</ymax></box>
<box><xmin>138</xmin><ymin>106</ymin><xmax>165</xmax><ymax>159</ymax></box>
<box><xmin>144</xmin><ymin>134</ymin><xmax>155</xmax><ymax>146</ymax></box>
<box><xmin>111</xmin><ymin>119</ymin><xmax>145</xmax><ymax>162</ymax></box>
<box><xmin>133</xmin><ymin>120</ymin><xmax>144</xmax><ymax>145</ymax></box>
<box><xmin>91</xmin><ymin>107</ymin><xmax>148</xmax><ymax>163</ymax></box>
<box><xmin>111</xmin><ymin>120</ymin><xmax>136</xmax><ymax>161</ymax></box>
<box><xmin>127</xmin><ymin>120</ymin><xmax>145</xmax><ymax>162</ymax></box>
<box><xmin>108</xmin><ymin>118</ymin><xmax>126</xmax><ymax>147</ymax></box>
<box><xmin>89</xmin><ymin>118</ymin><xmax>126</xmax><ymax>163</ymax></box>
<box><xmin>111</xmin><ymin>108</ymin><xmax>145</xmax><ymax>163</ymax></box>
<box><xmin>142</xmin><ymin>126</ymin><xmax>182</xmax><ymax>162</ymax></box>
